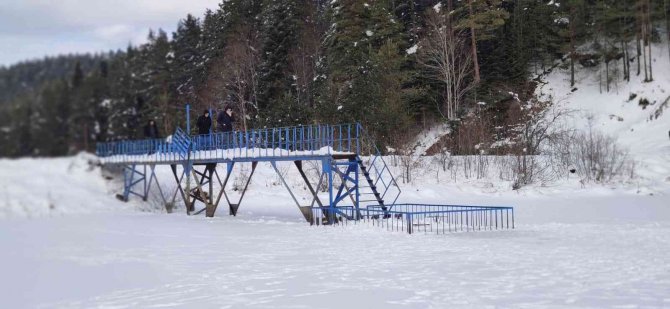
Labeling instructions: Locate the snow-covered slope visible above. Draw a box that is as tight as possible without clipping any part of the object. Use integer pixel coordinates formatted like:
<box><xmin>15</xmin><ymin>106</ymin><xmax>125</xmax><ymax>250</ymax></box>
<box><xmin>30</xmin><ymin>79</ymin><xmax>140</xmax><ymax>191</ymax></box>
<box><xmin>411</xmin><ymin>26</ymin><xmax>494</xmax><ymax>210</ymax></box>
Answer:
<box><xmin>536</xmin><ymin>42</ymin><xmax>670</xmax><ymax>192</ymax></box>
<box><xmin>407</xmin><ymin>122</ymin><xmax>451</xmax><ymax>157</ymax></box>
<box><xmin>0</xmin><ymin>153</ymin><xmax>133</xmax><ymax>219</ymax></box>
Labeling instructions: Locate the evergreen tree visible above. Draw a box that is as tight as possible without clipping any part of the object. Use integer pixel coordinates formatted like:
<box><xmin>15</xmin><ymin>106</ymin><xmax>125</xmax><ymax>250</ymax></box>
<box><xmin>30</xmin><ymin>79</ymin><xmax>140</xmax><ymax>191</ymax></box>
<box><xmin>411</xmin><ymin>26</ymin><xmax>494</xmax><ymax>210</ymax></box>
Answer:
<box><xmin>2</xmin><ymin>0</ymin><xmax>669</xmax><ymax>158</ymax></box>
<box><xmin>318</xmin><ymin>0</ymin><xmax>414</xmax><ymax>145</ymax></box>
<box><xmin>457</xmin><ymin>0</ymin><xmax>509</xmax><ymax>83</ymax></box>
<box><xmin>9</xmin><ymin>95</ymin><xmax>34</xmax><ymax>156</ymax></box>
<box><xmin>170</xmin><ymin>14</ymin><xmax>204</xmax><ymax>108</ymax></box>
<box><xmin>257</xmin><ymin>0</ymin><xmax>304</xmax><ymax>123</ymax></box>
<box><xmin>556</xmin><ymin>0</ymin><xmax>588</xmax><ymax>87</ymax></box>
<box><xmin>32</xmin><ymin>80</ymin><xmax>71</xmax><ymax>155</ymax></box>
<box><xmin>144</xmin><ymin>29</ymin><xmax>174</xmax><ymax>133</ymax></box>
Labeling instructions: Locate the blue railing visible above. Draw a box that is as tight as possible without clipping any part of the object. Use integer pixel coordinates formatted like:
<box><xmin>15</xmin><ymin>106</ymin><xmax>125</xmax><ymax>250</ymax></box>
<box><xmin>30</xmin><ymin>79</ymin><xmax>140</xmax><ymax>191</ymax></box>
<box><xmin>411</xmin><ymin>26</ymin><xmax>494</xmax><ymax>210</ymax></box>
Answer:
<box><xmin>96</xmin><ymin>123</ymin><xmax>360</xmax><ymax>164</ymax></box>
<box><xmin>302</xmin><ymin>203</ymin><xmax>515</xmax><ymax>234</ymax></box>
<box><xmin>362</xmin><ymin>204</ymin><xmax>515</xmax><ymax>234</ymax></box>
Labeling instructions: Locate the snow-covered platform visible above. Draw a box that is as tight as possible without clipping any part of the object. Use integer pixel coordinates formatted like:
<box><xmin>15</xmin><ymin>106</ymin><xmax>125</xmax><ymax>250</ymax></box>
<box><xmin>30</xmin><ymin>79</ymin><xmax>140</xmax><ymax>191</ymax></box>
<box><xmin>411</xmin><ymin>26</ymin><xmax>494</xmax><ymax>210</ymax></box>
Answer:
<box><xmin>99</xmin><ymin>146</ymin><xmax>356</xmax><ymax>165</ymax></box>
<box><xmin>97</xmin><ymin>124</ymin><xmax>360</xmax><ymax>166</ymax></box>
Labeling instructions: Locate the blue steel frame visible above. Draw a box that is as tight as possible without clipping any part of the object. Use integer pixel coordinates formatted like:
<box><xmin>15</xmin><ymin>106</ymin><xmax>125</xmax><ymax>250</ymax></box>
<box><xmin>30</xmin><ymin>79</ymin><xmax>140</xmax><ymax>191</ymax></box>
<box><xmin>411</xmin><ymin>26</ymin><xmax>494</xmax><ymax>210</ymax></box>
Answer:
<box><xmin>98</xmin><ymin>107</ymin><xmax>514</xmax><ymax>230</ymax></box>
<box><xmin>98</xmin><ymin>122</ymin><xmax>374</xmax><ymax>223</ymax></box>
<box><xmin>119</xmin><ymin>164</ymin><xmax>167</xmax><ymax>204</ymax></box>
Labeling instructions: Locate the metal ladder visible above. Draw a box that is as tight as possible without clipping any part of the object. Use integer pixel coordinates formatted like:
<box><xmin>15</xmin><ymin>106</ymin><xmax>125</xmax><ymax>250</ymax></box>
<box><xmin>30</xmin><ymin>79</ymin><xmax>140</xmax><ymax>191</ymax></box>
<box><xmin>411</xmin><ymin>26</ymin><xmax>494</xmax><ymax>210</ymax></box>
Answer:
<box><xmin>354</xmin><ymin>123</ymin><xmax>401</xmax><ymax>212</ymax></box>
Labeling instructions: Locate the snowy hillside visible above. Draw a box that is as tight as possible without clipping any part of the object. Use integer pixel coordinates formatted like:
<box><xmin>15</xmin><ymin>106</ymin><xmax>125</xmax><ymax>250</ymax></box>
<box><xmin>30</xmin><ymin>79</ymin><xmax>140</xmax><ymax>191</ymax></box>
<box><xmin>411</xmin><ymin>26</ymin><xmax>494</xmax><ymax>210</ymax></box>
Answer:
<box><xmin>536</xmin><ymin>42</ymin><xmax>670</xmax><ymax>193</ymax></box>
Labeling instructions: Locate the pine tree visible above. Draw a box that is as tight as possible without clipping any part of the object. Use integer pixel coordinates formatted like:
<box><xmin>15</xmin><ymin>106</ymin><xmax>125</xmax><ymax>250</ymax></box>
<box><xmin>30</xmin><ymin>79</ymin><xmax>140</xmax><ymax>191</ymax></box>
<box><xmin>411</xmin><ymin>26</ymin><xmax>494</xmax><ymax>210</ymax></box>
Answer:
<box><xmin>318</xmin><ymin>0</ymin><xmax>414</xmax><ymax>145</ymax></box>
<box><xmin>556</xmin><ymin>0</ymin><xmax>587</xmax><ymax>87</ymax></box>
<box><xmin>9</xmin><ymin>95</ymin><xmax>34</xmax><ymax>156</ymax></box>
<box><xmin>318</xmin><ymin>0</ymin><xmax>380</xmax><ymax>124</ymax></box>
<box><xmin>72</xmin><ymin>61</ymin><xmax>84</xmax><ymax>88</ymax></box>
<box><xmin>104</xmin><ymin>47</ymin><xmax>143</xmax><ymax>140</ymax></box>
<box><xmin>257</xmin><ymin>0</ymin><xmax>303</xmax><ymax>122</ymax></box>
<box><xmin>457</xmin><ymin>0</ymin><xmax>509</xmax><ymax>83</ymax></box>
<box><xmin>32</xmin><ymin>80</ymin><xmax>72</xmax><ymax>155</ymax></box>
<box><xmin>68</xmin><ymin>60</ymin><xmax>92</xmax><ymax>151</ymax></box>
<box><xmin>144</xmin><ymin>29</ymin><xmax>174</xmax><ymax>133</ymax></box>
<box><xmin>0</xmin><ymin>107</ymin><xmax>10</xmax><ymax>156</ymax></box>
<box><xmin>170</xmin><ymin>14</ymin><xmax>204</xmax><ymax>109</ymax></box>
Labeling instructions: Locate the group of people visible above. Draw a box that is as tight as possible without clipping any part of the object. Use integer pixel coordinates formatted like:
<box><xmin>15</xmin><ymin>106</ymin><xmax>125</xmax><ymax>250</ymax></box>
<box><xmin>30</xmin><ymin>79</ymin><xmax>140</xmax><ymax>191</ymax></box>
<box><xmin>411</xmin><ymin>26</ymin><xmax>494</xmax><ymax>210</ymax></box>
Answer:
<box><xmin>196</xmin><ymin>106</ymin><xmax>235</xmax><ymax>135</ymax></box>
<box><xmin>142</xmin><ymin>106</ymin><xmax>236</xmax><ymax>140</ymax></box>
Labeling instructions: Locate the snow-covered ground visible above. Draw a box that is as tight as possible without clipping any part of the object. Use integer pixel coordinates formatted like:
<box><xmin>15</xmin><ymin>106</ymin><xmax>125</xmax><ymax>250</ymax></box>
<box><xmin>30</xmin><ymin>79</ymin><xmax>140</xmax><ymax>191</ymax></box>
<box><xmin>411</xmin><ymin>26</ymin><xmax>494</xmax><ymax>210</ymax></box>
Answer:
<box><xmin>2</xmin><ymin>197</ymin><xmax>669</xmax><ymax>309</ymax></box>
<box><xmin>1</xmin><ymin>43</ymin><xmax>669</xmax><ymax>308</ymax></box>
<box><xmin>1</xmin><ymin>151</ymin><xmax>669</xmax><ymax>308</ymax></box>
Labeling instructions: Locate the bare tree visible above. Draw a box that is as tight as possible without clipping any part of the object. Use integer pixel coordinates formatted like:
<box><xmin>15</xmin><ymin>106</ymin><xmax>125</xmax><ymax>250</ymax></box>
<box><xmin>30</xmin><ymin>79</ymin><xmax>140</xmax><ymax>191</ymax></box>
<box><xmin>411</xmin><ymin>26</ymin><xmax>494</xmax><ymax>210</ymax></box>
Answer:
<box><xmin>211</xmin><ymin>25</ymin><xmax>260</xmax><ymax>131</ymax></box>
<box><xmin>509</xmin><ymin>99</ymin><xmax>569</xmax><ymax>188</ymax></box>
<box><xmin>419</xmin><ymin>11</ymin><xmax>474</xmax><ymax>120</ymax></box>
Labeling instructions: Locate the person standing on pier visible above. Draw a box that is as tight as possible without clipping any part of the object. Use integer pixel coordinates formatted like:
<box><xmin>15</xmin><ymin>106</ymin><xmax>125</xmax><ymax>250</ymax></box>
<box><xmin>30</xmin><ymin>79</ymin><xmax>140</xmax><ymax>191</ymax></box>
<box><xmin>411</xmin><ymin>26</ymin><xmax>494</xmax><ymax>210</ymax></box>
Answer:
<box><xmin>143</xmin><ymin>119</ymin><xmax>161</xmax><ymax>154</ymax></box>
<box><xmin>196</xmin><ymin>110</ymin><xmax>212</xmax><ymax>149</ymax></box>
<box><xmin>217</xmin><ymin>106</ymin><xmax>235</xmax><ymax>149</ymax></box>
<box><xmin>196</xmin><ymin>110</ymin><xmax>212</xmax><ymax>135</ymax></box>
<box><xmin>143</xmin><ymin>120</ymin><xmax>160</xmax><ymax>139</ymax></box>
<box><xmin>217</xmin><ymin>106</ymin><xmax>235</xmax><ymax>133</ymax></box>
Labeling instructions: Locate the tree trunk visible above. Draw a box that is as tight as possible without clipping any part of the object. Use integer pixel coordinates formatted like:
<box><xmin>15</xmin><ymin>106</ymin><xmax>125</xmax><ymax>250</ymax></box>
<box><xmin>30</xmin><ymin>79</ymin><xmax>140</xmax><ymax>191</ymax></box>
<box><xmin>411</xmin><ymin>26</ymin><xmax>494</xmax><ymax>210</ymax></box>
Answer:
<box><xmin>447</xmin><ymin>0</ymin><xmax>453</xmax><ymax>36</ymax></box>
<box><xmin>83</xmin><ymin>123</ymin><xmax>89</xmax><ymax>152</ymax></box>
<box><xmin>468</xmin><ymin>0</ymin><xmax>481</xmax><ymax>84</ymax></box>
<box><xmin>569</xmin><ymin>3</ymin><xmax>577</xmax><ymax>87</ymax></box>
<box><xmin>647</xmin><ymin>0</ymin><xmax>653</xmax><ymax>81</ymax></box>
<box><xmin>666</xmin><ymin>0</ymin><xmax>670</xmax><ymax>61</ymax></box>
<box><xmin>606</xmin><ymin>60</ymin><xmax>610</xmax><ymax>92</ymax></box>
<box><xmin>446</xmin><ymin>0</ymin><xmax>455</xmax><ymax>117</ymax></box>
<box><xmin>620</xmin><ymin>4</ymin><xmax>629</xmax><ymax>82</ymax></box>
<box><xmin>636</xmin><ymin>1</ymin><xmax>642</xmax><ymax>76</ymax></box>
<box><xmin>642</xmin><ymin>0</ymin><xmax>649</xmax><ymax>81</ymax></box>
<box><xmin>599</xmin><ymin>68</ymin><xmax>603</xmax><ymax>94</ymax></box>
<box><xmin>626</xmin><ymin>4</ymin><xmax>631</xmax><ymax>82</ymax></box>
<box><xmin>621</xmin><ymin>39</ymin><xmax>630</xmax><ymax>81</ymax></box>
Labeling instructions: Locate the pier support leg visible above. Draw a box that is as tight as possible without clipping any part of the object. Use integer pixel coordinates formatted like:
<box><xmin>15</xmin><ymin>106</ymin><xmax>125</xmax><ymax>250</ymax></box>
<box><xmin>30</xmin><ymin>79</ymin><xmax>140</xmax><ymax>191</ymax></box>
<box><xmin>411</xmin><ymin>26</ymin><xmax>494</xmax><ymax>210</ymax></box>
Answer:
<box><xmin>117</xmin><ymin>164</ymin><xmax>147</xmax><ymax>202</ymax></box>
<box><xmin>294</xmin><ymin>160</ymin><xmax>326</xmax><ymax>224</ymax></box>
<box><xmin>324</xmin><ymin>158</ymin><xmax>335</xmax><ymax>224</ymax></box>
<box><xmin>170</xmin><ymin>164</ymin><xmax>191</xmax><ymax>215</ymax></box>
<box><xmin>208</xmin><ymin>161</ymin><xmax>258</xmax><ymax>217</ymax></box>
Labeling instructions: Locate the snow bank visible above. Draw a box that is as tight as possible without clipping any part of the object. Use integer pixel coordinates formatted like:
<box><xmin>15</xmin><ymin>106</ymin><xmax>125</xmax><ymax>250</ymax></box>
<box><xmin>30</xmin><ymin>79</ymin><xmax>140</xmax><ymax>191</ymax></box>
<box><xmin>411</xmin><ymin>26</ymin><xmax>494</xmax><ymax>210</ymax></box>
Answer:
<box><xmin>0</xmin><ymin>153</ymin><xmax>131</xmax><ymax>219</ymax></box>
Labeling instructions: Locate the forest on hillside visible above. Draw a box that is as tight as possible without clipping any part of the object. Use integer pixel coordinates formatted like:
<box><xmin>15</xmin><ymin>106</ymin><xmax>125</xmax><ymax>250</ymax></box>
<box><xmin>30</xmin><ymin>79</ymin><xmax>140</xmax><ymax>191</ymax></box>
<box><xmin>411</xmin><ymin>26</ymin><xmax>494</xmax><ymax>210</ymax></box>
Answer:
<box><xmin>0</xmin><ymin>0</ymin><xmax>668</xmax><ymax>158</ymax></box>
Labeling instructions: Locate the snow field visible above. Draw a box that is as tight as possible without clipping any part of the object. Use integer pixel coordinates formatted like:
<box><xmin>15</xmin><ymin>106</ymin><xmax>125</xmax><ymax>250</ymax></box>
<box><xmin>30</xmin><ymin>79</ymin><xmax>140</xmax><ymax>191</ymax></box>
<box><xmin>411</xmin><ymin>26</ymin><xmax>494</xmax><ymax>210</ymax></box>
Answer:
<box><xmin>1</xmin><ymin>154</ymin><xmax>669</xmax><ymax>308</ymax></box>
<box><xmin>2</xmin><ymin>203</ymin><xmax>670</xmax><ymax>308</ymax></box>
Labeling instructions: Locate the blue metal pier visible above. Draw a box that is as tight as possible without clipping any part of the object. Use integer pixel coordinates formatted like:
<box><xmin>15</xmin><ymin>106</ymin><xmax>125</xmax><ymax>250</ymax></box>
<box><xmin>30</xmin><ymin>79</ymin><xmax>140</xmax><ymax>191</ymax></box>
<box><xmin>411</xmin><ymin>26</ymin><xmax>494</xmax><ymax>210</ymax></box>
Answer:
<box><xmin>96</xmin><ymin>115</ymin><xmax>514</xmax><ymax>233</ymax></box>
<box><xmin>98</xmin><ymin>122</ymin><xmax>400</xmax><ymax>223</ymax></box>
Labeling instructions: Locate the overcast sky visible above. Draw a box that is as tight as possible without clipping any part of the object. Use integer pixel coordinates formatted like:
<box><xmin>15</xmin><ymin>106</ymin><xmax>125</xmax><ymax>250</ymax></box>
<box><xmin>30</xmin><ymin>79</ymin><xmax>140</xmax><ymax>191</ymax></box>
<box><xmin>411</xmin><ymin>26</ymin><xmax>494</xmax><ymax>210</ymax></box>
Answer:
<box><xmin>0</xmin><ymin>0</ymin><xmax>221</xmax><ymax>67</ymax></box>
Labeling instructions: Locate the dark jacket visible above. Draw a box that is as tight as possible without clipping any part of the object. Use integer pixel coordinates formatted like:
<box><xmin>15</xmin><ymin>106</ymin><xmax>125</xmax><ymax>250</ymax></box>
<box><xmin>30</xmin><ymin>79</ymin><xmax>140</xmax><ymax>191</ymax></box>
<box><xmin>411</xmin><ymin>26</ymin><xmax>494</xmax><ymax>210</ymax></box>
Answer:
<box><xmin>196</xmin><ymin>114</ymin><xmax>212</xmax><ymax>135</ymax></box>
<box><xmin>217</xmin><ymin>112</ymin><xmax>235</xmax><ymax>132</ymax></box>
<box><xmin>143</xmin><ymin>123</ymin><xmax>160</xmax><ymax>139</ymax></box>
